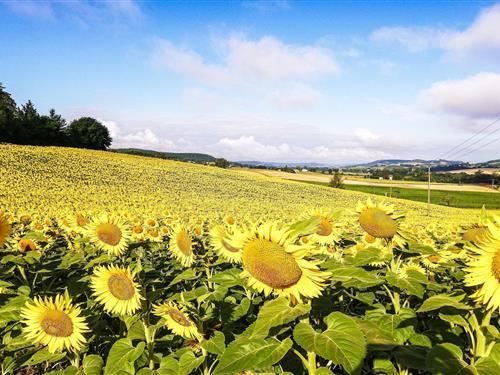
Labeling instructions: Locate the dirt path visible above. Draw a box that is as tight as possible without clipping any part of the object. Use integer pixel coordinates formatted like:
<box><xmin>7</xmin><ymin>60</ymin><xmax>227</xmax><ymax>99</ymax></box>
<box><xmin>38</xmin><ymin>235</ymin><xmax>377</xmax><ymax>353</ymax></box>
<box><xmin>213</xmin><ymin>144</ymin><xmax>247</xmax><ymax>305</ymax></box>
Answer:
<box><xmin>237</xmin><ymin>168</ymin><xmax>499</xmax><ymax>193</ymax></box>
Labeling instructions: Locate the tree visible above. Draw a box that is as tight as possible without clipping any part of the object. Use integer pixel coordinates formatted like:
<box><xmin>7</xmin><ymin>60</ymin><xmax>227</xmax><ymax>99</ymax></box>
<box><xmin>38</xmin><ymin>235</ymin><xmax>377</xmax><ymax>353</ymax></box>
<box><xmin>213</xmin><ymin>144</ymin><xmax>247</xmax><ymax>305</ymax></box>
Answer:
<box><xmin>329</xmin><ymin>171</ymin><xmax>344</xmax><ymax>189</ymax></box>
<box><xmin>67</xmin><ymin>117</ymin><xmax>112</xmax><ymax>150</ymax></box>
<box><xmin>214</xmin><ymin>158</ymin><xmax>230</xmax><ymax>168</ymax></box>
<box><xmin>0</xmin><ymin>83</ymin><xmax>18</xmax><ymax>143</ymax></box>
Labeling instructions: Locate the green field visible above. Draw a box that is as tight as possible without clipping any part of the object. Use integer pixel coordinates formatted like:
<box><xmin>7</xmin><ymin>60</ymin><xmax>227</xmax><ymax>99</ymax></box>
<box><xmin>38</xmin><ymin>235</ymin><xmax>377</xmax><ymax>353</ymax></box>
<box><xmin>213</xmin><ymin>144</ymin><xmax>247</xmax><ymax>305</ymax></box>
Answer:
<box><xmin>293</xmin><ymin>180</ymin><xmax>500</xmax><ymax>209</ymax></box>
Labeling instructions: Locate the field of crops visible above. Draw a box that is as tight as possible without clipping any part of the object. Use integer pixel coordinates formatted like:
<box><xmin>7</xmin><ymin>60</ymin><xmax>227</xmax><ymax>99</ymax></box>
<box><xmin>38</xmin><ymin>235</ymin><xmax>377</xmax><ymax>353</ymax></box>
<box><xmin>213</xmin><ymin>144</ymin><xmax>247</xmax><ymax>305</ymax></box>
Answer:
<box><xmin>1</xmin><ymin>144</ymin><xmax>500</xmax><ymax>375</ymax></box>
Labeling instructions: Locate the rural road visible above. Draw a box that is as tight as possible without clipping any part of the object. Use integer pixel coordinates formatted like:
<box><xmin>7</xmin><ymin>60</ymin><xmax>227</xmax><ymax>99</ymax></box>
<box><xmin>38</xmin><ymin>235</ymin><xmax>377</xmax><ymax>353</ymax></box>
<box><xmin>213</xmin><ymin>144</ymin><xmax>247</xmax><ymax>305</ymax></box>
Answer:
<box><xmin>239</xmin><ymin>168</ymin><xmax>499</xmax><ymax>193</ymax></box>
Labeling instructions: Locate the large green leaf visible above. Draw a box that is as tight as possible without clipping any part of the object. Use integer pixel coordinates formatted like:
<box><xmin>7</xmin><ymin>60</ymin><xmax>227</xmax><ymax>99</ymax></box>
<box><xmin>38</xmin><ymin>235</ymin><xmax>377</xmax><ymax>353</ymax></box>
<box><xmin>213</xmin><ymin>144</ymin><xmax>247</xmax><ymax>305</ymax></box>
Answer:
<box><xmin>0</xmin><ymin>295</ymin><xmax>29</xmax><ymax>327</ymax></box>
<box><xmin>243</xmin><ymin>297</ymin><xmax>310</xmax><ymax>339</ymax></box>
<box><xmin>157</xmin><ymin>352</ymin><xmax>204</xmax><ymax>375</ymax></box>
<box><xmin>385</xmin><ymin>271</ymin><xmax>424</xmax><ymax>298</ymax></box>
<box><xmin>294</xmin><ymin>312</ymin><xmax>366</xmax><ymax>374</ymax></box>
<box><xmin>213</xmin><ymin>338</ymin><xmax>292</xmax><ymax>374</ymax></box>
<box><xmin>104</xmin><ymin>339</ymin><xmax>145</xmax><ymax>375</ymax></box>
<box><xmin>200</xmin><ymin>331</ymin><xmax>225</xmax><ymax>355</ymax></box>
<box><xmin>328</xmin><ymin>265</ymin><xmax>383</xmax><ymax>289</ymax></box>
<box><xmin>417</xmin><ymin>294</ymin><xmax>471</xmax><ymax>312</ymax></box>
<box><xmin>426</xmin><ymin>343</ymin><xmax>472</xmax><ymax>375</ymax></box>
<box><xmin>83</xmin><ymin>354</ymin><xmax>104</xmax><ymax>375</ymax></box>
<box><xmin>22</xmin><ymin>348</ymin><xmax>65</xmax><ymax>367</ymax></box>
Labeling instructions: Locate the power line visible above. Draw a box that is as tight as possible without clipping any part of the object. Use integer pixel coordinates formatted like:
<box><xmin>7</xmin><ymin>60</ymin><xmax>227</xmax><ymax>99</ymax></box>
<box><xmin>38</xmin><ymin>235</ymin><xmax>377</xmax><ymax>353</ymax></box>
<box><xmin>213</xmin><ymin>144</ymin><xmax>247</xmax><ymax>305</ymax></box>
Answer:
<box><xmin>437</xmin><ymin>117</ymin><xmax>500</xmax><ymax>160</ymax></box>
<box><xmin>445</xmin><ymin>126</ymin><xmax>500</xmax><ymax>161</ymax></box>
<box><xmin>452</xmin><ymin>134</ymin><xmax>500</xmax><ymax>160</ymax></box>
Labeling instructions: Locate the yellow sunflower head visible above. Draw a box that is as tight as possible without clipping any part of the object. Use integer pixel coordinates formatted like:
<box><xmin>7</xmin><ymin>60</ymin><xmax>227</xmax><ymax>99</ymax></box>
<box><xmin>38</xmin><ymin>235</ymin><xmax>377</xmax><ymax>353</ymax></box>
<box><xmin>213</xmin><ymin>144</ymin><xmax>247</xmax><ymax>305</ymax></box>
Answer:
<box><xmin>169</xmin><ymin>224</ymin><xmax>195</xmax><ymax>267</ymax></box>
<box><xmin>153</xmin><ymin>301</ymin><xmax>201</xmax><ymax>340</ymax></box>
<box><xmin>209</xmin><ymin>224</ymin><xmax>245</xmax><ymax>263</ymax></box>
<box><xmin>356</xmin><ymin>198</ymin><xmax>405</xmax><ymax>241</ymax></box>
<box><xmin>300</xmin><ymin>208</ymin><xmax>340</xmax><ymax>245</ymax></box>
<box><xmin>239</xmin><ymin>222</ymin><xmax>329</xmax><ymax>302</ymax></box>
<box><xmin>462</xmin><ymin>225</ymin><xmax>489</xmax><ymax>244</ymax></box>
<box><xmin>0</xmin><ymin>212</ymin><xmax>12</xmax><ymax>248</ymax></box>
<box><xmin>86</xmin><ymin>215</ymin><xmax>131</xmax><ymax>256</ymax></box>
<box><xmin>465</xmin><ymin>218</ymin><xmax>500</xmax><ymax>311</ymax></box>
<box><xmin>90</xmin><ymin>265</ymin><xmax>142</xmax><ymax>316</ymax></box>
<box><xmin>21</xmin><ymin>295</ymin><xmax>88</xmax><ymax>353</ymax></box>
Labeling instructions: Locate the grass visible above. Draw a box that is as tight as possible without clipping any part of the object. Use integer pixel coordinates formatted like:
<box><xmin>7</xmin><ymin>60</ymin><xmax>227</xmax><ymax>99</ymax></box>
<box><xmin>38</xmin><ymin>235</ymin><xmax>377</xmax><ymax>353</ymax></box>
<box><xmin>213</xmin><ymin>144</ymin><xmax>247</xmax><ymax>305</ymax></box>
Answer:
<box><xmin>292</xmin><ymin>180</ymin><xmax>500</xmax><ymax>209</ymax></box>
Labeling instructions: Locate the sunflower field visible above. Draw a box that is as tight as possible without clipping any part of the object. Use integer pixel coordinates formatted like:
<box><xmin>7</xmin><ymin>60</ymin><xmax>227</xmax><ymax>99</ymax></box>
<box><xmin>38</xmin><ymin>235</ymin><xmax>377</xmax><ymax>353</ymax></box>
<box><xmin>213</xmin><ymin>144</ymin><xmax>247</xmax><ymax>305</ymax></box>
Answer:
<box><xmin>1</xmin><ymin>145</ymin><xmax>500</xmax><ymax>375</ymax></box>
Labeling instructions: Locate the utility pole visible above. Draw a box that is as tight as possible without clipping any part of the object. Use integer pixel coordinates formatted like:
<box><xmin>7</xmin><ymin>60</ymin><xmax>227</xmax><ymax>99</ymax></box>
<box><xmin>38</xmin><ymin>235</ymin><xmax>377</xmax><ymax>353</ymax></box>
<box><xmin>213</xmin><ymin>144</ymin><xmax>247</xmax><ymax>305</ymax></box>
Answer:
<box><xmin>427</xmin><ymin>165</ymin><xmax>431</xmax><ymax>216</ymax></box>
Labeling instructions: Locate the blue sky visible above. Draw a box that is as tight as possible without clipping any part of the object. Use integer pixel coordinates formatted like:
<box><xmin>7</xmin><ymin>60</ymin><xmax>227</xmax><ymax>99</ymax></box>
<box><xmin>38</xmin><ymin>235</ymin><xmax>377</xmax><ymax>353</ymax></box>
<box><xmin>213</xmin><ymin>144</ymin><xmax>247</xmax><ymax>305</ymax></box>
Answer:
<box><xmin>1</xmin><ymin>0</ymin><xmax>500</xmax><ymax>163</ymax></box>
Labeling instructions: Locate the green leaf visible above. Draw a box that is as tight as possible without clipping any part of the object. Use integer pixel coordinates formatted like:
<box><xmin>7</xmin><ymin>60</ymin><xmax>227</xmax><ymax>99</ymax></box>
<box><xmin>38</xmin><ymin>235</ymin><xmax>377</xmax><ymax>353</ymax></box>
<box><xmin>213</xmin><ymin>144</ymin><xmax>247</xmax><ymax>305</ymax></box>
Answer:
<box><xmin>418</xmin><ymin>294</ymin><xmax>471</xmax><ymax>312</ymax></box>
<box><xmin>200</xmin><ymin>331</ymin><xmax>225</xmax><ymax>355</ymax></box>
<box><xmin>22</xmin><ymin>348</ymin><xmax>65</xmax><ymax>366</ymax></box>
<box><xmin>288</xmin><ymin>216</ymin><xmax>322</xmax><ymax>238</ymax></box>
<box><xmin>385</xmin><ymin>271</ymin><xmax>424</xmax><ymax>298</ymax></box>
<box><xmin>104</xmin><ymin>338</ymin><xmax>145</xmax><ymax>375</ymax></box>
<box><xmin>294</xmin><ymin>312</ymin><xmax>366</xmax><ymax>374</ymax></box>
<box><xmin>328</xmin><ymin>265</ymin><xmax>383</xmax><ymax>289</ymax></box>
<box><xmin>83</xmin><ymin>354</ymin><xmax>104</xmax><ymax>375</ymax></box>
<box><xmin>474</xmin><ymin>357</ymin><xmax>500</xmax><ymax>375</ymax></box>
<box><xmin>230</xmin><ymin>297</ymin><xmax>251</xmax><ymax>321</ymax></box>
<box><xmin>0</xmin><ymin>295</ymin><xmax>29</xmax><ymax>327</ymax></box>
<box><xmin>426</xmin><ymin>343</ymin><xmax>471</xmax><ymax>375</ymax></box>
<box><xmin>213</xmin><ymin>338</ymin><xmax>292</xmax><ymax>374</ymax></box>
<box><xmin>208</xmin><ymin>268</ymin><xmax>243</xmax><ymax>288</ymax></box>
<box><xmin>244</xmin><ymin>297</ymin><xmax>310</xmax><ymax>339</ymax></box>
<box><xmin>170</xmin><ymin>269</ymin><xmax>198</xmax><ymax>286</ymax></box>
<box><xmin>348</xmin><ymin>246</ymin><xmax>385</xmax><ymax>266</ymax></box>
<box><xmin>406</xmin><ymin>243</ymin><xmax>439</xmax><ymax>255</ymax></box>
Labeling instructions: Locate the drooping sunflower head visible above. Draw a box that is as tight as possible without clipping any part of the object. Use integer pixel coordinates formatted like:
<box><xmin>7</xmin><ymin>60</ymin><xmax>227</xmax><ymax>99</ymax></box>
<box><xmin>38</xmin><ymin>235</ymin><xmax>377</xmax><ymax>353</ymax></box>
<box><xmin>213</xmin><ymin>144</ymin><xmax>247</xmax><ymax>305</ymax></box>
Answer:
<box><xmin>153</xmin><ymin>301</ymin><xmax>201</xmax><ymax>340</ymax></box>
<box><xmin>90</xmin><ymin>265</ymin><xmax>142</xmax><ymax>316</ymax></box>
<box><xmin>300</xmin><ymin>208</ymin><xmax>340</xmax><ymax>245</ymax></box>
<box><xmin>169</xmin><ymin>224</ymin><xmax>195</xmax><ymax>267</ymax></box>
<box><xmin>21</xmin><ymin>295</ymin><xmax>88</xmax><ymax>353</ymax></box>
<box><xmin>239</xmin><ymin>222</ymin><xmax>329</xmax><ymax>302</ymax></box>
<box><xmin>86</xmin><ymin>215</ymin><xmax>131</xmax><ymax>256</ymax></box>
<box><xmin>356</xmin><ymin>198</ymin><xmax>404</xmax><ymax>240</ymax></box>
<box><xmin>0</xmin><ymin>212</ymin><xmax>12</xmax><ymax>248</ymax></box>
<box><xmin>462</xmin><ymin>225</ymin><xmax>489</xmax><ymax>244</ymax></box>
<box><xmin>209</xmin><ymin>224</ymin><xmax>245</xmax><ymax>263</ymax></box>
<box><xmin>465</xmin><ymin>219</ymin><xmax>500</xmax><ymax>311</ymax></box>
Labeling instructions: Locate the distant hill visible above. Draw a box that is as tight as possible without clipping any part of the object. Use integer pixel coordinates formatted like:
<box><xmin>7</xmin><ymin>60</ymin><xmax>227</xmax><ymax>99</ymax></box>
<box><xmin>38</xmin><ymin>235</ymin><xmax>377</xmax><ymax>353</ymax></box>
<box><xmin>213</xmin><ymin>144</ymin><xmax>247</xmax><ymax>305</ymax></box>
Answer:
<box><xmin>476</xmin><ymin>159</ymin><xmax>500</xmax><ymax>168</ymax></box>
<box><xmin>112</xmin><ymin>148</ymin><xmax>216</xmax><ymax>163</ymax></box>
<box><xmin>236</xmin><ymin>161</ymin><xmax>332</xmax><ymax>168</ymax></box>
<box><xmin>345</xmin><ymin>159</ymin><xmax>465</xmax><ymax>169</ymax></box>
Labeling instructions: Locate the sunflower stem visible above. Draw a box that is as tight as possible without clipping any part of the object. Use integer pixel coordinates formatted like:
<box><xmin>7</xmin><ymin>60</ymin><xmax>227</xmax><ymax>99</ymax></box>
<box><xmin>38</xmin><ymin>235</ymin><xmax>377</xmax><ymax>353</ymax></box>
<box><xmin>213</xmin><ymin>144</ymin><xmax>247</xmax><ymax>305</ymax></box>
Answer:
<box><xmin>307</xmin><ymin>351</ymin><xmax>317</xmax><ymax>374</ymax></box>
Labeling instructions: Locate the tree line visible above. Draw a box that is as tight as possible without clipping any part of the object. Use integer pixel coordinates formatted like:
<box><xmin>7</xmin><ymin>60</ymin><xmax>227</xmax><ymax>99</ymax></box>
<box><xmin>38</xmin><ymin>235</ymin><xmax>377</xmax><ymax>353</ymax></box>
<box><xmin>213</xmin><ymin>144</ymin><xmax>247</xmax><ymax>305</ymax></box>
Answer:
<box><xmin>0</xmin><ymin>83</ymin><xmax>112</xmax><ymax>150</ymax></box>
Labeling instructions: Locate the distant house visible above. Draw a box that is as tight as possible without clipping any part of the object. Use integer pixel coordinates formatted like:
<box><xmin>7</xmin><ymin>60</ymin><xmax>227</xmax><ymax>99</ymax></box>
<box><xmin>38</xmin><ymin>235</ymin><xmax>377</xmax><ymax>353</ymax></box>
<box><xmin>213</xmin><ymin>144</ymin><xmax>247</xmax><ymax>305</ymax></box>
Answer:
<box><xmin>301</xmin><ymin>168</ymin><xmax>308</xmax><ymax>172</ymax></box>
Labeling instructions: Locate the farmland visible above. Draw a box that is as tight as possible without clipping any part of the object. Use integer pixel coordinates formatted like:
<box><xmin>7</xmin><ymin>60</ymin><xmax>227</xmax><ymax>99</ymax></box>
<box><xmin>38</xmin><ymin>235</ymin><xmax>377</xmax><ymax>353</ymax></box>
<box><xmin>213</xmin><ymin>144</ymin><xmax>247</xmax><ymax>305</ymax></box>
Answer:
<box><xmin>1</xmin><ymin>145</ymin><xmax>500</xmax><ymax>375</ymax></box>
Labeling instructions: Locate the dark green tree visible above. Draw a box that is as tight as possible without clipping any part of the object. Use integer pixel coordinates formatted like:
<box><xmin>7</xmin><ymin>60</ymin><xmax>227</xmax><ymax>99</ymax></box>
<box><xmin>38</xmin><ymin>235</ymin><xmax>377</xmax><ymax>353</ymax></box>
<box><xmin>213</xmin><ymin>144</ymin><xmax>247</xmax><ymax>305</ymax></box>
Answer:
<box><xmin>329</xmin><ymin>171</ymin><xmax>344</xmax><ymax>189</ymax></box>
<box><xmin>214</xmin><ymin>158</ymin><xmax>230</xmax><ymax>168</ymax></box>
<box><xmin>67</xmin><ymin>117</ymin><xmax>112</xmax><ymax>150</ymax></box>
<box><xmin>0</xmin><ymin>83</ymin><xmax>18</xmax><ymax>142</ymax></box>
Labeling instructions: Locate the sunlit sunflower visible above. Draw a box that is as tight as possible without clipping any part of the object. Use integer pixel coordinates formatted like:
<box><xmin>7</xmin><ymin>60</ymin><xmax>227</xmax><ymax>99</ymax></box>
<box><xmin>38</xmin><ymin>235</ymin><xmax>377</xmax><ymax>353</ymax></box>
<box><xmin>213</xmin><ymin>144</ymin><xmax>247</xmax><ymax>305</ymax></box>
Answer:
<box><xmin>239</xmin><ymin>222</ymin><xmax>329</xmax><ymax>302</ymax></box>
<box><xmin>21</xmin><ymin>295</ymin><xmax>88</xmax><ymax>353</ymax></box>
<box><xmin>397</xmin><ymin>262</ymin><xmax>427</xmax><ymax>279</ymax></box>
<box><xmin>90</xmin><ymin>265</ymin><xmax>142</xmax><ymax>315</ymax></box>
<box><xmin>11</xmin><ymin>235</ymin><xmax>38</xmax><ymax>252</ymax></box>
<box><xmin>169</xmin><ymin>224</ymin><xmax>195</xmax><ymax>267</ymax></box>
<box><xmin>464</xmin><ymin>218</ymin><xmax>500</xmax><ymax>311</ymax></box>
<box><xmin>86</xmin><ymin>215</ymin><xmax>131</xmax><ymax>256</ymax></box>
<box><xmin>70</xmin><ymin>213</ymin><xmax>90</xmax><ymax>234</ymax></box>
<box><xmin>209</xmin><ymin>224</ymin><xmax>245</xmax><ymax>263</ymax></box>
<box><xmin>462</xmin><ymin>225</ymin><xmax>489</xmax><ymax>244</ymax></box>
<box><xmin>356</xmin><ymin>198</ymin><xmax>406</xmax><ymax>246</ymax></box>
<box><xmin>0</xmin><ymin>212</ymin><xmax>12</xmax><ymax>248</ymax></box>
<box><xmin>300</xmin><ymin>208</ymin><xmax>340</xmax><ymax>245</ymax></box>
<box><xmin>153</xmin><ymin>301</ymin><xmax>201</xmax><ymax>340</ymax></box>
<box><xmin>420</xmin><ymin>253</ymin><xmax>446</xmax><ymax>269</ymax></box>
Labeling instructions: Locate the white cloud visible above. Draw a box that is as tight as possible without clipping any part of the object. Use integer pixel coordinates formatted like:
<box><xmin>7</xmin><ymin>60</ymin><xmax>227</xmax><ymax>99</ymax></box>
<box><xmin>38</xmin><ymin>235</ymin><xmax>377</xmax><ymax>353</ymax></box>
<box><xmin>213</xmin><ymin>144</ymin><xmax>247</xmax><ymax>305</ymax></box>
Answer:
<box><xmin>153</xmin><ymin>35</ymin><xmax>339</xmax><ymax>85</ymax></box>
<box><xmin>101</xmin><ymin>120</ymin><xmax>177</xmax><ymax>150</ymax></box>
<box><xmin>420</xmin><ymin>72</ymin><xmax>500</xmax><ymax>118</ymax></box>
<box><xmin>213</xmin><ymin>135</ymin><xmax>392</xmax><ymax>163</ymax></box>
<box><xmin>266</xmin><ymin>83</ymin><xmax>322</xmax><ymax>109</ymax></box>
<box><xmin>371</xmin><ymin>26</ymin><xmax>447</xmax><ymax>52</ymax></box>
<box><xmin>370</xmin><ymin>3</ymin><xmax>500</xmax><ymax>59</ymax></box>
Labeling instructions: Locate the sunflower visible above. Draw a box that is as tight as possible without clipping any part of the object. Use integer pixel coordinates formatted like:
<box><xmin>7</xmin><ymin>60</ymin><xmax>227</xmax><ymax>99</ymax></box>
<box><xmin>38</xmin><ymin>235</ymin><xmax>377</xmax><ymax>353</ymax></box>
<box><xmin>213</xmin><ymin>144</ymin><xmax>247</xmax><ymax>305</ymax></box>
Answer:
<box><xmin>169</xmin><ymin>224</ymin><xmax>195</xmax><ymax>267</ymax></box>
<box><xmin>70</xmin><ymin>213</ymin><xmax>90</xmax><ymax>234</ymax></box>
<box><xmin>153</xmin><ymin>301</ymin><xmax>201</xmax><ymax>340</ymax></box>
<box><xmin>209</xmin><ymin>224</ymin><xmax>245</xmax><ymax>263</ymax></box>
<box><xmin>421</xmin><ymin>254</ymin><xmax>446</xmax><ymax>269</ymax></box>
<box><xmin>86</xmin><ymin>215</ymin><xmax>130</xmax><ymax>256</ymax></box>
<box><xmin>239</xmin><ymin>222</ymin><xmax>329</xmax><ymax>302</ymax></box>
<box><xmin>462</xmin><ymin>225</ymin><xmax>489</xmax><ymax>244</ymax></box>
<box><xmin>356</xmin><ymin>198</ymin><xmax>406</xmax><ymax>246</ymax></box>
<box><xmin>11</xmin><ymin>235</ymin><xmax>38</xmax><ymax>252</ymax></box>
<box><xmin>301</xmin><ymin>208</ymin><xmax>340</xmax><ymax>245</ymax></box>
<box><xmin>464</xmin><ymin>219</ymin><xmax>500</xmax><ymax>311</ymax></box>
<box><xmin>90</xmin><ymin>265</ymin><xmax>142</xmax><ymax>315</ymax></box>
<box><xmin>0</xmin><ymin>212</ymin><xmax>12</xmax><ymax>248</ymax></box>
<box><xmin>397</xmin><ymin>262</ymin><xmax>427</xmax><ymax>279</ymax></box>
<box><xmin>20</xmin><ymin>295</ymin><xmax>88</xmax><ymax>353</ymax></box>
